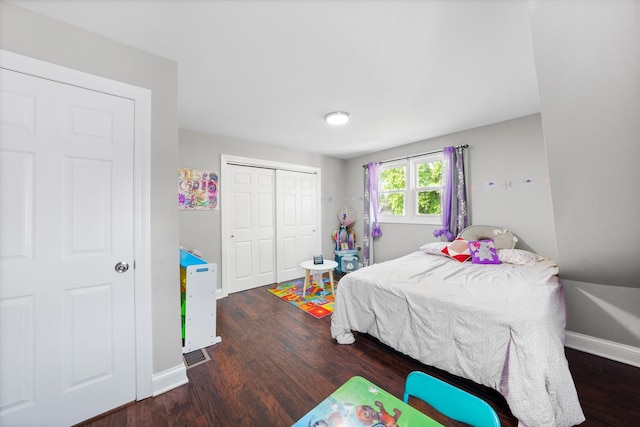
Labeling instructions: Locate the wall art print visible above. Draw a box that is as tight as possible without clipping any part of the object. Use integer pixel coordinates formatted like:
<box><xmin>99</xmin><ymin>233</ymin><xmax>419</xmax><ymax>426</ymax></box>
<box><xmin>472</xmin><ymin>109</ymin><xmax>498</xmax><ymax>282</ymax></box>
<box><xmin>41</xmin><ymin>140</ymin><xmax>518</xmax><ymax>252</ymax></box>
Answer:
<box><xmin>178</xmin><ymin>169</ymin><xmax>219</xmax><ymax>210</ymax></box>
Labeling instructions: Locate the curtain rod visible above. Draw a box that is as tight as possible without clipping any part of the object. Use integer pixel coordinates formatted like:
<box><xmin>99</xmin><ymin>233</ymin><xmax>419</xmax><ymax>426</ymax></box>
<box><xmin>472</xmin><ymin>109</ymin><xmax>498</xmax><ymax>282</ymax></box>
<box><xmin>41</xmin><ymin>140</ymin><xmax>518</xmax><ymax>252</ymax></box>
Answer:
<box><xmin>362</xmin><ymin>144</ymin><xmax>468</xmax><ymax>168</ymax></box>
<box><xmin>227</xmin><ymin>161</ymin><xmax>317</xmax><ymax>175</ymax></box>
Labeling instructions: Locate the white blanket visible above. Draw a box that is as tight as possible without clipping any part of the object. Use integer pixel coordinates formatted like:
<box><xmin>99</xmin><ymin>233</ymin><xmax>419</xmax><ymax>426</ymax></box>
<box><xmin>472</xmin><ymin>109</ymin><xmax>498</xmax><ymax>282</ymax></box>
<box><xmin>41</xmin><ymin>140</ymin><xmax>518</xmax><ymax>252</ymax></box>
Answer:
<box><xmin>331</xmin><ymin>251</ymin><xmax>585</xmax><ymax>427</ymax></box>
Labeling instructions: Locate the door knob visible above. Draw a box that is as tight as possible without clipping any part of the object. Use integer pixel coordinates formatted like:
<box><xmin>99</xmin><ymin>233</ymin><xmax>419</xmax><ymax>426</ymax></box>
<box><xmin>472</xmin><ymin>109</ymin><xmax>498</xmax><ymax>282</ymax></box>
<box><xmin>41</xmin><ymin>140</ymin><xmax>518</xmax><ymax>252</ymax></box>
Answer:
<box><xmin>115</xmin><ymin>262</ymin><xmax>129</xmax><ymax>273</ymax></box>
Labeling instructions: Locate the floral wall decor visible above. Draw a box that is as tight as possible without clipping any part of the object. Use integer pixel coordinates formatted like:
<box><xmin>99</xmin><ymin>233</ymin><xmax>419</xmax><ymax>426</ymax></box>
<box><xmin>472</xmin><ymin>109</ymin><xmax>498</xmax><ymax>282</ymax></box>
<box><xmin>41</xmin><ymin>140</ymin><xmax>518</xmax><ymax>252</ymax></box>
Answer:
<box><xmin>178</xmin><ymin>168</ymin><xmax>219</xmax><ymax>210</ymax></box>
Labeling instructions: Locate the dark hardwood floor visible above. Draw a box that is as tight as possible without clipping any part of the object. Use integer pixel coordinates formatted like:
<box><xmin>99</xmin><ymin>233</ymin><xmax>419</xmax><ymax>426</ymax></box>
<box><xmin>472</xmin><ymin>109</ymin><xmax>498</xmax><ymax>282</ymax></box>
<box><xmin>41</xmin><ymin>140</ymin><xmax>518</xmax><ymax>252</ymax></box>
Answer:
<box><xmin>79</xmin><ymin>282</ymin><xmax>640</xmax><ymax>427</ymax></box>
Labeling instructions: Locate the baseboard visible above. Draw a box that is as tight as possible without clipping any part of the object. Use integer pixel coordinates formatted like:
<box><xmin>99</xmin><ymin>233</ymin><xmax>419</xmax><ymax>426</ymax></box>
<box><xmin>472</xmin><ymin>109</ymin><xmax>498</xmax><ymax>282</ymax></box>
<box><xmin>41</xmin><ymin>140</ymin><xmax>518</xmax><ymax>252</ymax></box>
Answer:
<box><xmin>151</xmin><ymin>363</ymin><xmax>189</xmax><ymax>396</ymax></box>
<box><xmin>565</xmin><ymin>331</ymin><xmax>640</xmax><ymax>368</ymax></box>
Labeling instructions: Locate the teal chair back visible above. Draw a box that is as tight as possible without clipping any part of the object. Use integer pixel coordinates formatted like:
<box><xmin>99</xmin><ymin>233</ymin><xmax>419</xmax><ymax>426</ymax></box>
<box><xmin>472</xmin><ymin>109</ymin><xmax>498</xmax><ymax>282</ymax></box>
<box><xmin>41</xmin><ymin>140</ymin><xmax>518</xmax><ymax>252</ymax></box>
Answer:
<box><xmin>403</xmin><ymin>371</ymin><xmax>501</xmax><ymax>427</ymax></box>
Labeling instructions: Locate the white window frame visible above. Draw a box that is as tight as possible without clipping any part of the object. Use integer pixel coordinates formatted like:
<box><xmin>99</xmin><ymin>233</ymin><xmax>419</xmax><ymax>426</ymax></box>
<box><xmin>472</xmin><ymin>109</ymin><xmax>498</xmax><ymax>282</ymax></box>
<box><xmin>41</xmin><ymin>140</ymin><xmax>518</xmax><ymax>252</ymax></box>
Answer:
<box><xmin>378</xmin><ymin>153</ymin><xmax>443</xmax><ymax>225</ymax></box>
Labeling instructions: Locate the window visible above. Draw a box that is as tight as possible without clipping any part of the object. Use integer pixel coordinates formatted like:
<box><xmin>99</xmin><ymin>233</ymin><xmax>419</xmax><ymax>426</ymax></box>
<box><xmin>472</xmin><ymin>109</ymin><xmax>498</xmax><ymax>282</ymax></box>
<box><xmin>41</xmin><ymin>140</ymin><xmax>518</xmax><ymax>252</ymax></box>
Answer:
<box><xmin>378</xmin><ymin>153</ymin><xmax>443</xmax><ymax>224</ymax></box>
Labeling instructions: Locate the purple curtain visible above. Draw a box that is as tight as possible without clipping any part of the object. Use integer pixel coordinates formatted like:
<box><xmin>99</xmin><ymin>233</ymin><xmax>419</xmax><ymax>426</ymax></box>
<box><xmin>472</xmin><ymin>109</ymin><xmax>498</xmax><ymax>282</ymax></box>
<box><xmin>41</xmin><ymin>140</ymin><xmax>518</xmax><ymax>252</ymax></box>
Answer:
<box><xmin>363</xmin><ymin>162</ymin><xmax>382</xmax><ymax>267</ymax></box>
<box><xmin>433</xmin><ymin>146</ymin><xmax>468</xmax><ymax>241</ymax></box>
<box><xmin>369</xmin><ymin>162</ymin><xmax>382</xmax><ymax>238</ymax></box>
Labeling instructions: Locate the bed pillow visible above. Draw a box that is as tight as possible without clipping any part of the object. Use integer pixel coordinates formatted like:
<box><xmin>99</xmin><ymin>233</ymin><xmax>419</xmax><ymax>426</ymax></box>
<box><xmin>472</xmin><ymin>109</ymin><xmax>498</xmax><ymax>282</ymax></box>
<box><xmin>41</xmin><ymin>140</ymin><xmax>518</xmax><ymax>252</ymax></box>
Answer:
<box><xmin>441</xmin><ymin>238</ymin><xmax>471</xmax><ymax>262</ymax></box>
<box><xmin>468</xmin><ymin>240</ymin><xmax>501</xmax><ymax>264</ymax></box>
<box><xmin>458</xmin><ymin>225</ymin><xmax>518</xmax><ymax>250</ymax></box>
<box><xmin>498</xmin><ymin>249</ymin><xmax>544</xmax><ymax>266</ymax></box>
<box><xmin>419</xmin><ymin>241</ymin><xmax>448</xmax><ymax>256</ymax></box>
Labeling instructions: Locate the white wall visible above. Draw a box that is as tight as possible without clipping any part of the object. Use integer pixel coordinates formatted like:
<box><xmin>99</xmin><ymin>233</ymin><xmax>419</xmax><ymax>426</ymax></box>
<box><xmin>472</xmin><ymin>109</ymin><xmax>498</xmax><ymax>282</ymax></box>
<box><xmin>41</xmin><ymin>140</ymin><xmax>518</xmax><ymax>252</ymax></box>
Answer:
<box><xmin>178</xmin><ymin>128</ymin><xmax>346</xmax><ymax>290</ymax></box>
<box><xmin>0</xmin><ymin>2</ymin><xmax>182</xmax><ymax>374</ymax></box>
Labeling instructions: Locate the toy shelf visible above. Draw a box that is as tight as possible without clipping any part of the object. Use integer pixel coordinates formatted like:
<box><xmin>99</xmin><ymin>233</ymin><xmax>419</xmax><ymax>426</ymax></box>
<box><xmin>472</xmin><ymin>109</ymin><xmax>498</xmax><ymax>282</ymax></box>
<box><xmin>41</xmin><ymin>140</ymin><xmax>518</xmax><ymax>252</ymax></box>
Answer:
<box><xmin>180</xmin><ymin>249</ymin><xmax>222</xmax><ymax>353</ymax></box>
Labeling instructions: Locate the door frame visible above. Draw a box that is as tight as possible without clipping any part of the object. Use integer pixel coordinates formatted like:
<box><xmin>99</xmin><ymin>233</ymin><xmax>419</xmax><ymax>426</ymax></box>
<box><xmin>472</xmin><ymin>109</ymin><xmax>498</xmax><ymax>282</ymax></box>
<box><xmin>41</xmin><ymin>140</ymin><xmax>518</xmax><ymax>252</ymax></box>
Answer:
<box><xmin>220</xmin><ymin>155</ymin><xmax>321</xmax><ymax>297</ymax></box>
<box><xmin>0</xmin><ymin>49</ymin><xmax>154</xmax><ymax>399</ymax></box>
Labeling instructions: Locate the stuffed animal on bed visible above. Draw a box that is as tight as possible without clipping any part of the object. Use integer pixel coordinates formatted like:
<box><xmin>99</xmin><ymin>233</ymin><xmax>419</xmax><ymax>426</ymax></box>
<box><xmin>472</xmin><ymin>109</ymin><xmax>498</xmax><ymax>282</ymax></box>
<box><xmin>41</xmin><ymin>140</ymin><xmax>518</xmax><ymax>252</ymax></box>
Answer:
<box><xmin>472</xmin><ymin>240</ymin><xmax>494</xmax><ymax>261</ymax></box>
<box><xmin>468</xmin><ymin>239</ymin><xmax>501</xmax><ymax>264</ymax></box>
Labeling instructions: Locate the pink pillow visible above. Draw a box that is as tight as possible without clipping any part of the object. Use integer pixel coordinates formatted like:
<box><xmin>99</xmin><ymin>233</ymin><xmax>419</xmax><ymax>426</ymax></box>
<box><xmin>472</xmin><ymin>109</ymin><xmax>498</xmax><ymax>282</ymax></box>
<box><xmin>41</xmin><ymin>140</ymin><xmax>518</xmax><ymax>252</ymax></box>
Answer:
<box><xmin>468</xmin><ymin>240</ymin><xmax>501</xmax><ymax>264</ymax></box>
<box><xmin>441</xmin><ymin>238</ymin><xmax>471</xmax><ymax>262</ymax></box>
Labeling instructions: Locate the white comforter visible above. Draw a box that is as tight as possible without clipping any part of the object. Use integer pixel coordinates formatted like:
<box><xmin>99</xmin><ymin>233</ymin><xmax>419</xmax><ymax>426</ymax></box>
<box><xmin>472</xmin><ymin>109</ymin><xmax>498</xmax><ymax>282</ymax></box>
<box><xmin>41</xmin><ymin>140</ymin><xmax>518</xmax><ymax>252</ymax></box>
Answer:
<box><xmin>331</xmin><ymin>251</ymin><xmax>585</xmax><ymax>427</ymax></box>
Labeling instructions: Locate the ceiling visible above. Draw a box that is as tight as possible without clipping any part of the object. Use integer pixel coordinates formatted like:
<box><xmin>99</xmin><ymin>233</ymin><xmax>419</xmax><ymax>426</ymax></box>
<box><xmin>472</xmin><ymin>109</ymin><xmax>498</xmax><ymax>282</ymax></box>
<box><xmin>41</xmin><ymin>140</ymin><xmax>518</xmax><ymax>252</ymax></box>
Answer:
<box><xmin>9</xmin><ymin>0</ymin><xmax>541</xmax><ymax>159</ymax></box>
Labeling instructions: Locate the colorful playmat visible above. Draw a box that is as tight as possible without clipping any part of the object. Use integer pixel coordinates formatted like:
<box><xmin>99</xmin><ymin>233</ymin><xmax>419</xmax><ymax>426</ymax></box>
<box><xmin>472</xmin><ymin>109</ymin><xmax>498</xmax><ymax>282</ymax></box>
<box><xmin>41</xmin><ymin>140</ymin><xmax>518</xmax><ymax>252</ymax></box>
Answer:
<box><xmin>266</xmin><ymin>278</ymin><xmax>336</xmax><ymax>319</ymax></box>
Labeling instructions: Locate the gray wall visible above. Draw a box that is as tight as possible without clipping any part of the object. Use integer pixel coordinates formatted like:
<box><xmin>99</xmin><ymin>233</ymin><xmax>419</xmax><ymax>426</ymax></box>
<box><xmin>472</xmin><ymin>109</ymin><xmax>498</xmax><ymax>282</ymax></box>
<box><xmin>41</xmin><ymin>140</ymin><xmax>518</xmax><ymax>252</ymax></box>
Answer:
<box><xmin>344</xmin><ymin>114</ymin><xmax>557</xmax><ymax>262</ymax></box>
<box><xmin>0</xmin><ymin>2</ymin><xmax>182</xmax><ymax>373</ymax></box>
<box><xmin>6</xmin><ymin>0</ymin><xmax>637</xmax><ymax>367</ymax></box>
<box><xmin>530</xmin><ymin>0</ymin><xmax>640</xmax><ymax>290</ymax></box>
<box><xmin>178</xmin><ymin>128</ymin><xmax>346</xmax><ymax>290</ymax></box>
<box><xmin>345</xmin><ymin>112</ymin><xmax>639</xmax><ymax>349</ymax></box>
<box><xmin>529</xmin><ymin>0</ymin><xmax>640</xmax><ymax>347</ymax></box>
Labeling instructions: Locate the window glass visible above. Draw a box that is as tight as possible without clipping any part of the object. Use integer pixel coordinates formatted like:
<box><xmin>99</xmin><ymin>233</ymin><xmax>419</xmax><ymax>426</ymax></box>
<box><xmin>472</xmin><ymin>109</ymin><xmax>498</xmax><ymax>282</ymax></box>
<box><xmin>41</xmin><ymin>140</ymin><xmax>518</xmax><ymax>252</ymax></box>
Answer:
<box><xmin>416</xmin><ymin>159</ymin><xmax>442</xmax><ymax>215</ymax></box>
<box><xmin>379</xmin><ymin>165</ymin><xmax>406</xmax><ymax>216</ymax></box>
<box><xmin>377</xmin><ymin>154</ymin><xmax>443</xmax><ymax>224</ymax></box>
<box><xmin>379</xmin><ymin>192</ymin><xmax>405</xmax><ymax>215</ymax></box>
<box><xmin>417</xmin><ymin>161</ymin><xmax>441</xmax><ymax>187</ymax></box>
<box><xmin>380</xmin><ymin>166</ymin><xmax>405</xmax><ymax>191</ymax></box>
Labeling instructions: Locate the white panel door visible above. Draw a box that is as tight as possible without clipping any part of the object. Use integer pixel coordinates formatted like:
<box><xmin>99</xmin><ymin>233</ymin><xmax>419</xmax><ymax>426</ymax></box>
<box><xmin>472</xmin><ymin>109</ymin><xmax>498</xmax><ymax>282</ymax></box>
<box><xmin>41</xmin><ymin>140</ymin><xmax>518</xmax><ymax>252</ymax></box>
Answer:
<box><xmin>276</xmin><ymin>170</ymin><xmax>318</xmax><ymax>283</ymax></box>
<box><xmin>226</xmin><ymin>165</ymin><xmax>276</xmax><ymax>293</ymax></box>
<box><xmin>0</xmin><ymin>68</ymin><xmax>136</xmax><ymax>426</ymax></box>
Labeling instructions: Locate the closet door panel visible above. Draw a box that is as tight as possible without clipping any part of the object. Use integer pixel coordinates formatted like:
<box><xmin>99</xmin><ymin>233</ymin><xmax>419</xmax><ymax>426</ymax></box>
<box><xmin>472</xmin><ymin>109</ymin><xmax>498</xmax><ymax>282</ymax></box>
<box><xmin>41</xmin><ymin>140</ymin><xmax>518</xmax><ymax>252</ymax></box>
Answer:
<box><xmin>226</xmin><ymin>166</ymin><xmax>276</xmax><ymax>293</ymax></box>
<box><xmin>223</xmin><ymin>160</ymin><xmax>320</xmax><ymax>293</ymax></box>
<box><xmin>276</xmin><ymin>170</ymin><xmax>318</xmax><ymax>283</ymax></box>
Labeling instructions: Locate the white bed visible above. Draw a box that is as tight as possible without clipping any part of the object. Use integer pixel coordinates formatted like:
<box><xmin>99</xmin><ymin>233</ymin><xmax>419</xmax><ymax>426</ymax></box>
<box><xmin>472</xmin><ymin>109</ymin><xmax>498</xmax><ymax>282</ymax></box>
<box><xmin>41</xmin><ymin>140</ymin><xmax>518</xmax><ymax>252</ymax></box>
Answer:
<box><xmin>331</xmin><ymin>245</ymin><xmax>585</xmax><ymax>427</ymax></box>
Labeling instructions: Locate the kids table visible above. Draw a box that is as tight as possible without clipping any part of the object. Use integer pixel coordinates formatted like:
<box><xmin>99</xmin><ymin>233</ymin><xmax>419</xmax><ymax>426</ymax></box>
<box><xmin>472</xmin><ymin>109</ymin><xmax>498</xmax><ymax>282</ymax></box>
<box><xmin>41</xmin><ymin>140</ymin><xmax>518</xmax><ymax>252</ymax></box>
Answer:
<box><xmin>300</xmin><ymin>259</ymin><xmax>338</xmax><ymax>297</ymax></box>
<box><xmin>292</xmin><ymin>376</ymin><xmax>443</xmax><ymax>426</ymax></box>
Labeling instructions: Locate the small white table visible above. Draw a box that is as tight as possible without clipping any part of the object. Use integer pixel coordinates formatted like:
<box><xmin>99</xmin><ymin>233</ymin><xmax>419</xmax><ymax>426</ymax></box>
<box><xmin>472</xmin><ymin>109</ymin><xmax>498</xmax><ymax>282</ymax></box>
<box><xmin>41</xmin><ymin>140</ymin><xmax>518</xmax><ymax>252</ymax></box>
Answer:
<box><xmin>300</xmin><ymin>259</ymin><xmax>338</xmax><ymax>297</ymax></box>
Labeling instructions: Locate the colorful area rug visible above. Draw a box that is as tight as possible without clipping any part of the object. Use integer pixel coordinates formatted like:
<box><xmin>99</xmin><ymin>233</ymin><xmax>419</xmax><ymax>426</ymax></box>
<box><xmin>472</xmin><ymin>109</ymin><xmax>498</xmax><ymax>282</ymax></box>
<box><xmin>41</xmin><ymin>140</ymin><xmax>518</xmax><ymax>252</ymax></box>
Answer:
<box><xmin>267</xmin><ymin>278</ymin><xmax>336</xmax><ymax>319</ymax></box>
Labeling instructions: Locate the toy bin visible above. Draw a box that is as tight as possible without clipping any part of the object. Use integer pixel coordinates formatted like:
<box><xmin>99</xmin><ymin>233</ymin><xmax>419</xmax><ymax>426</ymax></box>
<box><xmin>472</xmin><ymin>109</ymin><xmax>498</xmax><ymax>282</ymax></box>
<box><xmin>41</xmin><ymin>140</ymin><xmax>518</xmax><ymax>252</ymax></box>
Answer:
<box><xmin>334</xmin><ymin>249</ymin><xmax>359</xmax><ymax>274</ymax></box>
<box><xmin>340</xmin><ymin>255</ymin><xmax>359</xmax><ymax>273</ymax></box>
<box><xmin>180</xmin><ymin>249</ymin><xmax>222</xmax><ymax>353</ymax></box>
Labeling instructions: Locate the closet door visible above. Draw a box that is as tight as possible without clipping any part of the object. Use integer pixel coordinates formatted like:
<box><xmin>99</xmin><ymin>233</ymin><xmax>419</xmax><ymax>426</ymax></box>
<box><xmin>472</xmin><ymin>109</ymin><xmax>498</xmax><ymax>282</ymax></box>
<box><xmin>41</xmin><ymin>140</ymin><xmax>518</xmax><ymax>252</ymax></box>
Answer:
<box><xmin>226</xmin><ymin>165</ymin><xmax>276</xmax><ymax>293</ymax></box>
<box><xmin>276</xmin><ymin>170</ymin><xmax>318</xmax><ymax>283</ymax></box>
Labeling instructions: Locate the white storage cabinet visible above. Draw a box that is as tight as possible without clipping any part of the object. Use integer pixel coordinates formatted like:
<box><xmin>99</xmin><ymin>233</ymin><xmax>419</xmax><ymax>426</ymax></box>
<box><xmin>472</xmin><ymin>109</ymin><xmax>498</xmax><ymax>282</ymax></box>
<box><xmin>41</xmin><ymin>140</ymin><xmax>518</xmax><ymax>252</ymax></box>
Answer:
<box><xmin>180</xmin><ymin>249</ymin><xmax>222</xmax><ymax>353</ymax></box>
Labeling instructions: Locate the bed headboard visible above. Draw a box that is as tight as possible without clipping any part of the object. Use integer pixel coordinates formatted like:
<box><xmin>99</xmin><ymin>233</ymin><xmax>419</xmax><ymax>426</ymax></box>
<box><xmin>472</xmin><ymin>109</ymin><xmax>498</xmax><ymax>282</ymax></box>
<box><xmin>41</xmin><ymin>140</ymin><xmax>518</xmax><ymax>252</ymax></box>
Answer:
<box><xmin>458</xmin><ymin>225</ymin><xmax>518</xmax><ymax>250</ymax></box>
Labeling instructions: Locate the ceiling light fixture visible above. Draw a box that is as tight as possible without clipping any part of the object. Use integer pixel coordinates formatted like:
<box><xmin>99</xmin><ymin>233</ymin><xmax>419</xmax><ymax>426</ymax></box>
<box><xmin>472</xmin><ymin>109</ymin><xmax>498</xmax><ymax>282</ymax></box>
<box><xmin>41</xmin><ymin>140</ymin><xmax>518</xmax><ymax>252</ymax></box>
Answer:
<box><xmin>324</xmin><ymin>111</ymin><xmax>350</xmax><ymax>125</ymax></box>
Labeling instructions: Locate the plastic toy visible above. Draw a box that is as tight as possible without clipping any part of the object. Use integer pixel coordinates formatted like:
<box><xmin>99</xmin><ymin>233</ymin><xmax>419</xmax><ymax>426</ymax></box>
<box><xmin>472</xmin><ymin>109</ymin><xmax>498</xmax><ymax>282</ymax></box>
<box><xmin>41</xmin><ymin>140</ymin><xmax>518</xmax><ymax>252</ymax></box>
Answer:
<box><xmin>332</xmin><ymin>207</ymin><xmax>357</xmax><ymax>251</ymax></box>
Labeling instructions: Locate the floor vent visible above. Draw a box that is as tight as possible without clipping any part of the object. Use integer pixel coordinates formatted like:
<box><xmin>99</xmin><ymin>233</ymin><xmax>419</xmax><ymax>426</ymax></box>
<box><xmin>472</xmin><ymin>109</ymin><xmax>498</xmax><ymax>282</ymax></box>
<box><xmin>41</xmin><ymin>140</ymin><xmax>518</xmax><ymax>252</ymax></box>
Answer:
<box><xmin>183</xmin><ymin>348</ymin><xmax>210</xmax><ymax>369</ymax></box>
